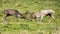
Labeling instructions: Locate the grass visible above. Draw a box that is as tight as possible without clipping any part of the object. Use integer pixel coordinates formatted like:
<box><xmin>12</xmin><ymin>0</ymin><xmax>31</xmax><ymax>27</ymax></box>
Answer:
<box><xmin>0</xmin><ymin>0</ymin><xmax>60</xmax><ymax>34</ymax></box>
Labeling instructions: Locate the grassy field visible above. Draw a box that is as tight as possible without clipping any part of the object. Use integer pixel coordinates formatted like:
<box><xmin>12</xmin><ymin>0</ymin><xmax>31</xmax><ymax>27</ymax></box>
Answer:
<box><xmin>0</xmin><ymin>0</ymin><xmax>60</xmax><ymax>34</ymax></box>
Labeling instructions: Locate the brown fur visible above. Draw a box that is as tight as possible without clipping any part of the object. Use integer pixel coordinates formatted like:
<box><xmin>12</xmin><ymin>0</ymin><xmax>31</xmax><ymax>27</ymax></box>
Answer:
<box><xmin>3</xmin><ymin>9</ymin><xmax>27</xmax><ymax>21</ymax></box>
<box><xmin>25</xmin><ymin>11</ymin><xmax>36</xmax><ymax>21</ymax></box>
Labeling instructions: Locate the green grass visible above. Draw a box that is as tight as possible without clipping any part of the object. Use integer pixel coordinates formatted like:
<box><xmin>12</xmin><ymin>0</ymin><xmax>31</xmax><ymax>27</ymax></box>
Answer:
<box><xmin>0</xmin><ymin>0</ymin><xmax>60</xmax><ymax>34</ymax></box>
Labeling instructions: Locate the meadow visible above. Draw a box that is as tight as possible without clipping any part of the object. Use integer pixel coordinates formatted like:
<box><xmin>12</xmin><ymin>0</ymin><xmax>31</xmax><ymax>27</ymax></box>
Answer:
<box><xmin>0</xmin><ymin>0</ymin><xmax>60</xmax><ymax>34</ymax></box>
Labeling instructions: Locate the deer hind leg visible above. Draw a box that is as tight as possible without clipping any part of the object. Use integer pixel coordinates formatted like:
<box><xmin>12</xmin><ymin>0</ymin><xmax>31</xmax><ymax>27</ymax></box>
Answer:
<box><xmin>3</xmin><ymin>14</ymin><xmax>8</xmax><ymax>21</ymax></box>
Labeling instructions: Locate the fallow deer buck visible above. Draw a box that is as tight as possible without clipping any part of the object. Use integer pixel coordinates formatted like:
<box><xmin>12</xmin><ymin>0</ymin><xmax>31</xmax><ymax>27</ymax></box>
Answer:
<box><xmin>35</xmin><ymin>9</ymin><xmax>55</xmax><ymax>22</ymax></box>
<box><xmin>25</xmin><ymin>9</ymin><xmax>55</xmax><ymax>22</ymax></box>
<box><xmin>3</xmin><ymin>9</ymin><xmax>27</xmax><ymax>21</ymax></box>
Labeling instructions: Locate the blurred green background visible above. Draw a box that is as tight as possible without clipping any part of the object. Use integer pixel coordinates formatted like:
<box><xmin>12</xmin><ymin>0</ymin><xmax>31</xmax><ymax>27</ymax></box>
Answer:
<box><xmin>0</xmin><ymin>0</ymin><xmax>60</xmax><ymax>34</ymax></box>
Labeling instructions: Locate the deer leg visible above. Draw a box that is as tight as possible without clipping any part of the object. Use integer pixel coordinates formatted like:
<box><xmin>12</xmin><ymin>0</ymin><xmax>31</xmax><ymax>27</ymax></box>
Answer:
<box><xmin>34</xmin><ymin>16</ymin><xmax>37</xmax><ymax>21</ymax></box>
<box><xmin>3</xmin><ymin>14</ymin><xmax>8</xmax><ymax>21</ymax></box>
<box><xmin>36</xmin><ymin>16</ymin><xmax>43</xmax><ymax>22</ymax></box>
<box><xmin>40</xmin><ymin>16</ymin><xmax>43</xmax><ymax>22</ymax></box>
<box><xmin>15</xmin><ymin>15</ymin><xmax>19</xmax><ymax>22</ymax></box>
<box><xmin>51</xmin><ymin>14</ymin><xmax>55</xmax><ymax>22</ymax></box>
<box><xmin>49</xmin><ymin>14</ymin><xmax>55</xmax><ymax>22</ymax></box>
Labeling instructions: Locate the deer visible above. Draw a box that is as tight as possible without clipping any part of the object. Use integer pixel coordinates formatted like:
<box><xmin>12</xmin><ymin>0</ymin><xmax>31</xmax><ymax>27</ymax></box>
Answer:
<box><xmin>25</xmin><ymin>9</ymin><xmax>55</xmax><ymax>22</ymax></box>
<box><xmin>3</xmin><ymin>9</ymin><xmax>27</xmax><ymax>21</ymax></box>
<box><xmin>35</xmin><ymin>9</ymin><xmax>55</xmax><ymax>22</ymax></box>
